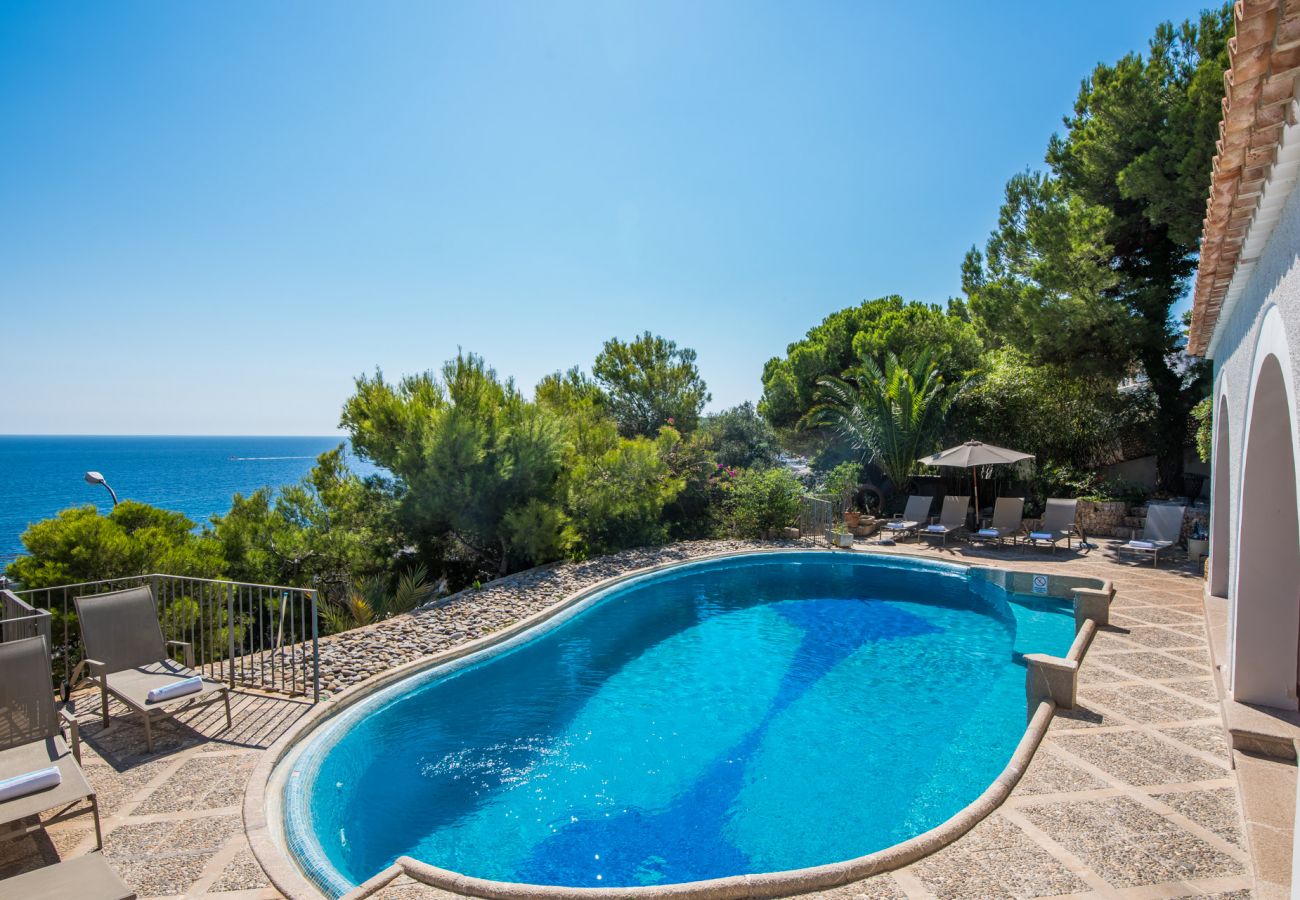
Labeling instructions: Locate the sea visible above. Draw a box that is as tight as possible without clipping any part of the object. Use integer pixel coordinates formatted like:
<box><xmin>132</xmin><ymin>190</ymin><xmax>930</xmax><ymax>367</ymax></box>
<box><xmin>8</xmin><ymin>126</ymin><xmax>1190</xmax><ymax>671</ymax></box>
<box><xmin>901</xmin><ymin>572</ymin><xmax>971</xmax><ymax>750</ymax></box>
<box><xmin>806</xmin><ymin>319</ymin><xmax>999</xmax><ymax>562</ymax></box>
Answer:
<box><xmin>0</xmin><ymin>436</ymin><xmax>377</xmax><ymax>559</ymax></box>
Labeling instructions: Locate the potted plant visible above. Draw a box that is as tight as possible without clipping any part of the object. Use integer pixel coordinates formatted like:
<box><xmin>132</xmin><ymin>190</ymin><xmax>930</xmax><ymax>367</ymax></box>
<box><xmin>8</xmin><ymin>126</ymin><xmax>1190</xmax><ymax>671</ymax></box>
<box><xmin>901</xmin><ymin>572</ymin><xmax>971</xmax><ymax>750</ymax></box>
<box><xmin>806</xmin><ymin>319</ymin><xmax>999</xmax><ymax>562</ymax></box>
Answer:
<box><xmin>830</xmin><ymin>524</ymin><xmax>855</xmax><ymax>548</ymax></box>
<box><xmin>1187</xmin><ymin>519</ymin><xmax>1209</xmax><ymax>562</ymax></box>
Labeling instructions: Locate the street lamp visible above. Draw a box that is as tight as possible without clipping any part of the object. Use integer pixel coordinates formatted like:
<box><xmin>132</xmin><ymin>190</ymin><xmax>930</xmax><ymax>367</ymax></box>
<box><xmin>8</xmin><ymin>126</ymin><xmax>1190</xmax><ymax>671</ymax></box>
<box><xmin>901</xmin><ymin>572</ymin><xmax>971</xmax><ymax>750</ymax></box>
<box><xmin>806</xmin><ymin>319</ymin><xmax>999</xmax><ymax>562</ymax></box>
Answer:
<box><xmin>84</xmin><ymin>471</ymin><xmax>119</xmax><ymax>507</ymax></box>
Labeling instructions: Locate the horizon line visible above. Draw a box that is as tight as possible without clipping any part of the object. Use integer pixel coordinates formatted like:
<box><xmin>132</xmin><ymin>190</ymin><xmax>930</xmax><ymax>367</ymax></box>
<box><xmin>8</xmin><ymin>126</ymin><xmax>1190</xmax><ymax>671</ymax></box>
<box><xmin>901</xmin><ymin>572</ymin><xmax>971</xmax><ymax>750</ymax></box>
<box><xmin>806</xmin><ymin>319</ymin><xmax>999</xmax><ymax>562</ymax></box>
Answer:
<box><xmin>0</xmin><ymin>433</ymin><xmax>350</xmax><ymax>439</ymax></box>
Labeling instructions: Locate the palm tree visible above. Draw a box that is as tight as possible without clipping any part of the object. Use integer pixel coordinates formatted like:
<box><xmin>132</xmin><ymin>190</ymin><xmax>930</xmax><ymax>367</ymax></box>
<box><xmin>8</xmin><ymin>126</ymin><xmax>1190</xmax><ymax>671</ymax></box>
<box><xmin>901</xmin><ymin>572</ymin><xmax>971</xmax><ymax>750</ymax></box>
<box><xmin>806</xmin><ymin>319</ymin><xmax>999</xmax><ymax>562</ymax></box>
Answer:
<box><xmin>804</xmin><ymin>349</ymin><xmax>963</xmax><ymax>494</ymax></box>
<box><xmin>320</xmin><ymin>564</ymin><xmax>443</xmax><ymax>634</ymax></box>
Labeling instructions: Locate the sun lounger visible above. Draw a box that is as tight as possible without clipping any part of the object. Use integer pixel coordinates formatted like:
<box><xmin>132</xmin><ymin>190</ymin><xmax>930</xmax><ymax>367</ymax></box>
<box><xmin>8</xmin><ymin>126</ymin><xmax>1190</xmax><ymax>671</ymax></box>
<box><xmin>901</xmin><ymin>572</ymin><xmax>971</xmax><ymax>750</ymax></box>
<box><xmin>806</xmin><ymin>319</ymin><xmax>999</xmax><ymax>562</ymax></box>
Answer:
<box><xmin>1118</xmin><ymin>504</ymin><xmax>1185</xmax><ymax>567</ymax></box>
<box><xmin>0</xmin><ymin>637</ymin><xmax>102</xmax><ymax>851</ymax></box>
<box><xmin>0</xmin><ymin>851</ymin><xmax>135</xmax><ymax>900</ymax></box>
<box><xmin>881</xmin><ymin>495</ymin><xmax>934</xmax><ymax>542</ymax></box>
<box><xmin>1023</xmin><ymin>498</ymin><xmax>1081</xmax><ymax>552</ymax></box>
<box><xmin>73</xmin><ymin>586</ymin><xmax>231</xmax><ymax>752</ymax></box>
<box><xmin>919</xmin><ymin>495</ymin><xmax>971</xmax><ymax>547</ymax></box>
<box><xmin>968</xmin><ymin>497</ymin><xmax>1025</xmax><ymax>547</ymax></box>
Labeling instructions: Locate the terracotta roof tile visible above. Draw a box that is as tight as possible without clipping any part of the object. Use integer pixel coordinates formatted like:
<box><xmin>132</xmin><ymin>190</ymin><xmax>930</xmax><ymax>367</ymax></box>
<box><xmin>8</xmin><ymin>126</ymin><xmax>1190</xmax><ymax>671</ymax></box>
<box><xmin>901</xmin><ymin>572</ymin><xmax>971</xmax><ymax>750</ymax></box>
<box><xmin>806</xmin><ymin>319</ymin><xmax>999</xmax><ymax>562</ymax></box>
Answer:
<box><xmin>1191</xmin><ymin>0</ymin><xmax>1300</xmax><ymax>355</ymax></box>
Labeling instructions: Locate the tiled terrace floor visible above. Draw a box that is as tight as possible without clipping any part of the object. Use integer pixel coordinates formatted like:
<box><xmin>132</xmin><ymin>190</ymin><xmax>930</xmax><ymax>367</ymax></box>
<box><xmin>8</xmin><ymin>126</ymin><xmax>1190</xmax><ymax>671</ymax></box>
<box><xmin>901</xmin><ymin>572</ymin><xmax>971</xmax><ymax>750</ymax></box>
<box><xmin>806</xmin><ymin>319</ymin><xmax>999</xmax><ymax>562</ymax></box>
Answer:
<box><xmin>0</xmin><ymin>539</ymin><xmax>1267</xmax><ymax>899</ymax></box>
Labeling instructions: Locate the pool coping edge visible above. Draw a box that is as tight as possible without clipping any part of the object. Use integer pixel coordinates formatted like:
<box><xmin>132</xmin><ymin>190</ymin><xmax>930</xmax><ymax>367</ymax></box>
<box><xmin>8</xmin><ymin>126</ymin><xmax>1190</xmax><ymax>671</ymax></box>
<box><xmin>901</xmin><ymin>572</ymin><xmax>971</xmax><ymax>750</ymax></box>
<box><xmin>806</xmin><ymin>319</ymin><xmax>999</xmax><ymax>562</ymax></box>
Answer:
<box><xmin>243</xmin><ymin>546</ymin><xmax>1100</xmax><ymax>900</ymax></box>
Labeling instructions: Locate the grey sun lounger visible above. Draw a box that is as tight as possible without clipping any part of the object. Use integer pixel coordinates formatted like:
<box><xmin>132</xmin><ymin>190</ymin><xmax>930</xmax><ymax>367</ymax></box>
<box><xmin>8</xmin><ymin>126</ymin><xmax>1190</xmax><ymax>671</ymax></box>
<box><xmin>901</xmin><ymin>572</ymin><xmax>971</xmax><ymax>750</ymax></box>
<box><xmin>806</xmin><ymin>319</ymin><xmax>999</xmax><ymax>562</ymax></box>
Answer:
<box><xmin>74</xmin><ymin>586</ymin><xmax>231</xmax><ymax>752</ymax></box>
<box><xmin>1023</xmin><ymin>498</ymin><xmax>1081</xmax><ymax>552</ymax></box>
<box><xmin>0</xmin><ymin>851</ymin><xmax>135</xmax><ymax>900</ymax></box>
<box><xmin>0</xmin><ymin>636</ymin><xmax>102</xmax><ymax>851</ymax></box>
<box><xmin>1118</xmin><ymin>504</ymin><xmax>1186</xmax><ymax>567</ymax></box>
<box><xmin>968</xmin><ymin>497</ymin><xmax>1025</xmax><ymax>547</ymax></box>
<box><xmin>881</xmin><ymin>495</ymin><xmax>934</xmax><ymax>542</ymax></box>
<box><xmin>920</xmin><ymin>495</ymin><xmax>971</xmax><ymax>547</ymax></box>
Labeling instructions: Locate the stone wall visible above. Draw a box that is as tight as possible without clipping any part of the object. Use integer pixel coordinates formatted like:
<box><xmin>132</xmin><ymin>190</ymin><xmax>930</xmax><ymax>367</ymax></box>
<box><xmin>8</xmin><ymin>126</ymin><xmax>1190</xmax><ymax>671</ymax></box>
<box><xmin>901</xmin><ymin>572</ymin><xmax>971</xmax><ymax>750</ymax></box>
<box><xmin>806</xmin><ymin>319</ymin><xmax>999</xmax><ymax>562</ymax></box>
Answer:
<box><xmin>1077</xmin><ymin>501</ymin><xmax>1129</xmax><ymax>537</ymax></box>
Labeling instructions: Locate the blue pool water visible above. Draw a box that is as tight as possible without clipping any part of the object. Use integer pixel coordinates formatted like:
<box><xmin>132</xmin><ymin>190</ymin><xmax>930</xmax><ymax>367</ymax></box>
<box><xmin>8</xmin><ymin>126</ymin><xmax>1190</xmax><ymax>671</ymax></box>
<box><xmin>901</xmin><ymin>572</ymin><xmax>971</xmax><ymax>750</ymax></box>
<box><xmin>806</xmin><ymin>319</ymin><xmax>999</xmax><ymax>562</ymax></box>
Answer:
<box><xmin>283</xmin><ymin>552</ymin><xmax>1075</xmax><ymax>895</ymax></box>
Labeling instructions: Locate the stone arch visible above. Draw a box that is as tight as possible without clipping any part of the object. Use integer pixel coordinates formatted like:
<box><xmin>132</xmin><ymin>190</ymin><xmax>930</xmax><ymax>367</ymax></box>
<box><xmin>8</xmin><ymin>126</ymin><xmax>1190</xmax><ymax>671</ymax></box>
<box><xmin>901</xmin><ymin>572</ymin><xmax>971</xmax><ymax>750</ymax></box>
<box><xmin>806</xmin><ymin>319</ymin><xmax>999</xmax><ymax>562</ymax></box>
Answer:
<box><xmin>1230</xmin><ymin>307</ymin><xmax>1300</xmax><ymax>709</ymax></box>
<box><xmin>1209</xmin><ymin>392</ymin><xmax>1232</xmax><ymax>599</ymax></box>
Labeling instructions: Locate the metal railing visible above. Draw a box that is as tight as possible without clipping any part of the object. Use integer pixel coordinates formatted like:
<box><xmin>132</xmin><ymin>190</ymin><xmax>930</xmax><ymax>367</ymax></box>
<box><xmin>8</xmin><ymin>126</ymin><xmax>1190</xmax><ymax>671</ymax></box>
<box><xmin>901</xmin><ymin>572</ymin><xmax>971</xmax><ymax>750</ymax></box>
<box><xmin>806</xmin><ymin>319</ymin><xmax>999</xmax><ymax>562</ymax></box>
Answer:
<box><xmin>1</xmin><ymin>588</ymin><xmax>52</xmax><ymax>648</ymax></box>
<box><xmin>16</xmin><ymin>574</ymin><xmax>319</xmax><ymax>702</ymax></box>
<box><xmin>799</xmin><ymin>495</ymin><xmax>834</xmax><ymax>545</ymax></box>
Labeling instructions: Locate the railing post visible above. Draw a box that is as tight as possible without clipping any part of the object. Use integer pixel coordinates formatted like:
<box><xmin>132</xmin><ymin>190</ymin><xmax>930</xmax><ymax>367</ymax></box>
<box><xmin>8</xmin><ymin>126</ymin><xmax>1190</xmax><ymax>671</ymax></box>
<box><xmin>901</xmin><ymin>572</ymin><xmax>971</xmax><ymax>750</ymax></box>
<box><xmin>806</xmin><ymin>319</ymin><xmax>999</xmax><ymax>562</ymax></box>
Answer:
<box><xmin>61</xmin><ymin>587</ymin><xmax>70</xmax><ymax>700</ymax></box>
<box><xmin>227</xmin><ymin>583</ymin><xmax>236</xmax><ymax>689</ymax></box>
<box><xmin>310</xmin><ymin>589</ymin><xmax>319</xmax><ymax>703</ymax></box>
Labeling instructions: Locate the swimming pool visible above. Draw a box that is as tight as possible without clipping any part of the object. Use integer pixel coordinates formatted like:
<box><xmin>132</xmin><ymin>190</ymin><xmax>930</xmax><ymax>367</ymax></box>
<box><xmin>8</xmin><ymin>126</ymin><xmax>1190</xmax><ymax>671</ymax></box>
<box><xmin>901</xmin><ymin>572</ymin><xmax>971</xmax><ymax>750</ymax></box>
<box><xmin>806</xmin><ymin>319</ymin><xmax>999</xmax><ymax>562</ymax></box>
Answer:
<box><xmin>279</xmin><ymin>551</ymin><xmax>1077</xmax><ymax>896</ymax></box>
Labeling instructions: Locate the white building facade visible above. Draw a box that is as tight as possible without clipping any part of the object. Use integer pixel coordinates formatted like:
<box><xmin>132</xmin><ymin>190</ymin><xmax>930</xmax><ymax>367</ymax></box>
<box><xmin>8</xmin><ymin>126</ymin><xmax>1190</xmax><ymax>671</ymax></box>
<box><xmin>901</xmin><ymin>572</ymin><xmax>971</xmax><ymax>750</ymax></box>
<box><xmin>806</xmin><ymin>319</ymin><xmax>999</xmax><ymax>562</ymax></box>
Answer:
<box><xmin>1189</xmin><ymin>3</ymin><xmax>1300</xmax><ymax>894</ymax></box>
<box><xmin>1192</xmin><ymin>2</ymin><xmax>1300</xmax><ymax>714</ymax></box>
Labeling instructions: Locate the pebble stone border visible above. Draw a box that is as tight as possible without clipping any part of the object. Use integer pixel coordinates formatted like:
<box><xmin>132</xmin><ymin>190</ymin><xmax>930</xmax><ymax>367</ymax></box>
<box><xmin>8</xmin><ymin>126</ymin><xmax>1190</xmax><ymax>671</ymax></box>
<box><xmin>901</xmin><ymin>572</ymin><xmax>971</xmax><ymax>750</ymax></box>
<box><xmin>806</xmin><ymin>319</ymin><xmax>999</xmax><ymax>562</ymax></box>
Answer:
<box><xmin>313</xmin><ymin>540</ymin><xmax>814</xmax><ymax>697</ymax></box>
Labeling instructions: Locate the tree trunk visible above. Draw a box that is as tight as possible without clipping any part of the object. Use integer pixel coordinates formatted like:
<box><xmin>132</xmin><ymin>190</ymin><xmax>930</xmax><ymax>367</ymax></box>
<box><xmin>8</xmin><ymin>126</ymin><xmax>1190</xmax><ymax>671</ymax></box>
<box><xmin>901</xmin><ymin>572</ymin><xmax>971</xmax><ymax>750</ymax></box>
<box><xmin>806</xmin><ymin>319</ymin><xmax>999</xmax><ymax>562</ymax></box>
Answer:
<box><xmin>1141</xmin><ymin>349</ymin><xmax>1189</xmax><ymax>495</ymax></box>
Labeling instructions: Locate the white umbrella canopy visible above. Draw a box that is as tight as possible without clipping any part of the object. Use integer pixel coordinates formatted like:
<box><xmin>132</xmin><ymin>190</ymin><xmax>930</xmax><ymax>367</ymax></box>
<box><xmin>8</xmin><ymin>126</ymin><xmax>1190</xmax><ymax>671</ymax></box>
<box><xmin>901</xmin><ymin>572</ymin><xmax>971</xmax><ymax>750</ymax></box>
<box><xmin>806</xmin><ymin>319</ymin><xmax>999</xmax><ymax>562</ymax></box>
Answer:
<box><xmin>917</xmin><ymin>441</ymin><xmax>1034</xmax><ymax>518</ymax></box>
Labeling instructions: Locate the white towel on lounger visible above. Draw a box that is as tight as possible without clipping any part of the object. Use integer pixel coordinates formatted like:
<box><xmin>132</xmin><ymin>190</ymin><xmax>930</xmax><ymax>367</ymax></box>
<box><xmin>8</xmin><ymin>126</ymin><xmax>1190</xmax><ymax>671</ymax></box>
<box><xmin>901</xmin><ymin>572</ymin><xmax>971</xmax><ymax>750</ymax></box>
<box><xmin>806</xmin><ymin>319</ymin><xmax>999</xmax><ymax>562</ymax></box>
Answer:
<box><xmin>977</xmin><ymin>528</ymin><xmax>999</xmax><ymax>537</ymax></box>
<box><xmin>147</xmin><ymin>675</ymin><xmax>203</xmax><ymax>704</ymax></box>
<box><xmin>1128</xmin><ymin>540</ymin><xmax>1155</xmax><ymax>549</ymax></box>
<box><xmin>0</xmin><ymin>766</ymin><xmax>61</xmax><ymax>802</ymax></box>
<box><xmin>926</xmin><ymin>524</ymin><xmax>946</xmax><ymax>532</ymax></box>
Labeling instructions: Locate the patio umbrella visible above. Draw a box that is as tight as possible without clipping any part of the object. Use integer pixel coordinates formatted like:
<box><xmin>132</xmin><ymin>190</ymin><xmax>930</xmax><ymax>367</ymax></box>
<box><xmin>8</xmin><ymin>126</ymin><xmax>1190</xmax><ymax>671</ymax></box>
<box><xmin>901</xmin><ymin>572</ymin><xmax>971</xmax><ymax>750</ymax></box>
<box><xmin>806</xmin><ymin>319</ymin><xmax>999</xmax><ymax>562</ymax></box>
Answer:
<box><xmin>917</xmin><ymin>440</ymin><xmax>1034</xmax><ymax>519</ymax></box>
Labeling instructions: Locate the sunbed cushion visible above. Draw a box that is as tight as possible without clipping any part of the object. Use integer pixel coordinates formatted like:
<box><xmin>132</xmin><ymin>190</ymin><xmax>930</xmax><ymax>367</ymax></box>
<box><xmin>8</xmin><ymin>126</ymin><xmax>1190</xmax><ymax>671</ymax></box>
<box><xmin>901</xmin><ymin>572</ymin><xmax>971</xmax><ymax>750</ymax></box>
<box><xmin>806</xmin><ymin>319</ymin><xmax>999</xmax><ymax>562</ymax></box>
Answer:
<box><xmin>1126</xmin><ymin>539</ymin><xmax>1172</xmax><ymax>551</ymax></box>
<box><xmin>1029</xmin><ymin>532</ymin><xmax>1053</xmax><ymax>541</ymax></box>
<box><xmin>0</xmin><ymin>851</ymin><xmax>135</xmax><ymax>900</ymax></box>
<box><xmin>0</xmin><ymin>765</ymin><xmax>60</xmax><ymax>803</ymax></box>
<box><xmin>0</xmin><ymin>736</ymin><xmax>93</xmax><ymax>826</ymax></box>
<box><xmin>104</xmin><ymin>661</ymin><xmax>224</xmax><ymax>711</ymax></box>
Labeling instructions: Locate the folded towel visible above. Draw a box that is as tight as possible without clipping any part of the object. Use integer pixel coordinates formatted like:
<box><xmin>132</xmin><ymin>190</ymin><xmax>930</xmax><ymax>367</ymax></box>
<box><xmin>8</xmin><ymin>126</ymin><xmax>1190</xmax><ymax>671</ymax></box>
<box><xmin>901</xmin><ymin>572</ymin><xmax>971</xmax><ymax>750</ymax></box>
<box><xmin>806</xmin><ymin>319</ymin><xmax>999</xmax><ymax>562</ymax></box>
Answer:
<box><xmin>1128</xmin><ymin>540</ymin><xmax>1155</xmax><ymax>549</ymax></box>
<box><xmin>977</xmin><ymin>528</ymin><xmax>1000</xmax><ymax>537</ymax></box>
<box><xmin>0</xmin><ymin>766</ymin><xmax>61</xmax><ymax>803</ymax></box>
<box><xmin>885</xmin><ymin>521</ymin><xmax>915</xmax><ymax>530</ymax></box>
<box><xmin>1029</xmin><ymin>532</ymin><xmax>1053</xmax><ymax>541</ymax></box>
<box><xmin>926</xmin><ymin>524</ymin><xmax>946</xmax><ymax>532</ymax></box>
<box><xmin>147</xmin><ymin>675</ymin><xmax>203</xmax><ymax>704</ymax></box>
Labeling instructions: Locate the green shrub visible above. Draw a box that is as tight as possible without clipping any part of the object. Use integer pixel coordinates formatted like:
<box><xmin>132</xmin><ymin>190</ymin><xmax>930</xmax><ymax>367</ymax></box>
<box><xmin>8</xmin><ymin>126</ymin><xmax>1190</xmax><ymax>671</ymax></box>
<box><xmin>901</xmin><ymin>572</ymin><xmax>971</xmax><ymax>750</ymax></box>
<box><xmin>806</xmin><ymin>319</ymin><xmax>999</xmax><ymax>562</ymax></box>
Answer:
<box><xmin>7</xmin><ymin>501</ymin><xmax>222</xmax><ymax>590</ymax></box>
<box><xmin>724</xmin><ymin>468</ymin><xmax>804</xmax><ymax>539</ymax></box>
<box><xmin>319</xmin><ymin>565</ymin><xmax>440</xmax><ymax>634</ymax></box>
<box><xmin>1028</xmin><ymin>463</ymin><xmax>1147</xmax><ymax>514</ymax></box>
<box><xmin>700</xmin><ymin>402</ymin><xmax>780</xmax><ymax>470</ymax></box>
<box><xmin>1192</xmin><ymin>396</ymin><xmax>1213</xmax><ymax>464</ymax></box>
<box><xmin>819</xmin><ymin>461</ymin><xmax>861</xmax><ymax>515</ymax></box>
<box><xmin>563</xmin><ymin>432</ymin><xmax>685</xmax><ymax>556</ymax></box>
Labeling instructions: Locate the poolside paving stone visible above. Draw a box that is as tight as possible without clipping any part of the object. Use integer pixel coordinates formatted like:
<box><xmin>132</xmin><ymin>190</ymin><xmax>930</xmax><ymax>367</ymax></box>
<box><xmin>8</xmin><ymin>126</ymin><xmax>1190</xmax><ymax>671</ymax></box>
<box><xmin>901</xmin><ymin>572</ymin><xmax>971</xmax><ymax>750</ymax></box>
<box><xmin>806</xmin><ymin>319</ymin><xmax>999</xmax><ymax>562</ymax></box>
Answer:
<box><xmin>0</xmin><ymin>538</ymin><xmax>1262</xmax><ymax>898</ymax></box>
<box><xmin>1090</xmin><ymin>649</ymin><xmax>1208</xmax><ymax>680</ymax></box>
<box><xmin>1052</xmin><ymin>730</ymin><xmax>1229</xmax><ymax>786</ymax></box>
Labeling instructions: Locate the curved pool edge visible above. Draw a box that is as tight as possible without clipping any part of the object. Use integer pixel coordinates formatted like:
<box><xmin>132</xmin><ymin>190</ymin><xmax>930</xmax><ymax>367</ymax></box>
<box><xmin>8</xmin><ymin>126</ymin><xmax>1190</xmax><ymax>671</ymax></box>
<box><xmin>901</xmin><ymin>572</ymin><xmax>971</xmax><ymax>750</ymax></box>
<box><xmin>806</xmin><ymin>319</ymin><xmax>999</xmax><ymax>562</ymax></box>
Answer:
<box><xmin>350</xmin><ymin>699</ymin><xmax>1057</xmax><ymax>900</ymax></box>
<box><xmin>244</xmin><ymin>546</ymin><xmax>1103</xmax><ymax>900</ymax></box>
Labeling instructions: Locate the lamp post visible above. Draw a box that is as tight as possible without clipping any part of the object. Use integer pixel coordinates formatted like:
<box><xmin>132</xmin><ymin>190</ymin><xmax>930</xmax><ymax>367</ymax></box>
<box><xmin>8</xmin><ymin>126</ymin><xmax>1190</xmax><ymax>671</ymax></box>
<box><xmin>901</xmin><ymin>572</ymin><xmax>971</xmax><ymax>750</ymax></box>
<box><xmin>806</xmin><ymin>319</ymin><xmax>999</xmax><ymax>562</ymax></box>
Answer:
<box><xmin>84</xmin><ymin>471</ymin><xmax>119</xmax><ymax>507</ymax></box>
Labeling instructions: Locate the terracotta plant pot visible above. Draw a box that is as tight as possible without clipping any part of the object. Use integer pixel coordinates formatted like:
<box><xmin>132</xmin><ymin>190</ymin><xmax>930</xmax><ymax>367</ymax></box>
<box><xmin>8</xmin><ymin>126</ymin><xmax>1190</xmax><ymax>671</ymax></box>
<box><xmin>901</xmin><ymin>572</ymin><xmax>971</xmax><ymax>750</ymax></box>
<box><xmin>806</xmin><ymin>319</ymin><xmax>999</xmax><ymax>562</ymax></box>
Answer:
<box><xmin>844</xmin><ymin>511</ymin><xmax>861</xmax><ymax>528</ymax></box>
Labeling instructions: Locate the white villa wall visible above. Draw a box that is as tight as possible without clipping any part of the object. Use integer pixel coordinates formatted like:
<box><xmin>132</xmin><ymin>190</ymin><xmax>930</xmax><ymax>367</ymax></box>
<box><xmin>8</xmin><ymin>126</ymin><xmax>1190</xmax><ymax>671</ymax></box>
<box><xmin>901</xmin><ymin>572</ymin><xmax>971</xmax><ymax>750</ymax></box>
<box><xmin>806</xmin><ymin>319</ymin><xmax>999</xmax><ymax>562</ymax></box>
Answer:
<box><xmin>1208</xmin><ymin>166</ymin><xmax>1300</xmax><ymax>707</ymax></box>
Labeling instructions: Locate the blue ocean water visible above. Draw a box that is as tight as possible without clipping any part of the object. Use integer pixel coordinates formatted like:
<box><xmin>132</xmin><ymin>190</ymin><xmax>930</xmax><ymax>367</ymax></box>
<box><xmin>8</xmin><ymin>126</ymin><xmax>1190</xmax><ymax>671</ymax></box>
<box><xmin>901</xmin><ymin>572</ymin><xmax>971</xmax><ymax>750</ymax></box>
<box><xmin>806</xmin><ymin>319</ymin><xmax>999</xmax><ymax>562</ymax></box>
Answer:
<box><xmin>286</xmin><ymin>552</ymin><xmax>1074</xmax><ymax>895</ymax></box>
<box><xmin>0</xmin><ymin>435</ymin><xmax>372</xmax><ymax>558</ymax></box>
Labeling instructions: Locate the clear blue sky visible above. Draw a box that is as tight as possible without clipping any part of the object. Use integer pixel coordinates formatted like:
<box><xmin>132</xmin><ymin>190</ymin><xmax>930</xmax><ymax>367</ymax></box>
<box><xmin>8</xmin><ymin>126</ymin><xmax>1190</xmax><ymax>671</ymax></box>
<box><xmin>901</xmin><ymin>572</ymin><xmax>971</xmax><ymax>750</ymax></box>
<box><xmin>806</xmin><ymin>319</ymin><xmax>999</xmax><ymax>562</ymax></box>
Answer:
<box><xmin>1</xmin><ymin>1</ymin><xmax>1210</xmax><ymax>435</ymax></box>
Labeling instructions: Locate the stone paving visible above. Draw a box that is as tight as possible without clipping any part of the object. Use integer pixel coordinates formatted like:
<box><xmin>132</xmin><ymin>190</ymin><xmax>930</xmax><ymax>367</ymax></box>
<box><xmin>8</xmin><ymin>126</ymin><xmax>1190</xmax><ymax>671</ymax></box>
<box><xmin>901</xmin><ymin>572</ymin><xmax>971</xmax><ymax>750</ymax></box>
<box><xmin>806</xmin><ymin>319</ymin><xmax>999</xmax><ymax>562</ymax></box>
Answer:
<box><xmin>0</xmin><ymin>538</ymin><xmax>1262</xmax><ymax>899</ymax></box>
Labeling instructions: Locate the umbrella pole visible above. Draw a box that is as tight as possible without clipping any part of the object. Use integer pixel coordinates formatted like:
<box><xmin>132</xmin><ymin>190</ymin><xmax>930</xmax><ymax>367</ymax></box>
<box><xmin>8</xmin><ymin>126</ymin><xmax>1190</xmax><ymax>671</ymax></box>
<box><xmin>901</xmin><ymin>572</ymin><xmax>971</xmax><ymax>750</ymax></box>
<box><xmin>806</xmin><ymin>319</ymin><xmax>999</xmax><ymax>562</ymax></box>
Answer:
<box><xmin>972</xmin><ymin>466</ymin><xmax>980</xmax><ymax>526</ymax></box>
